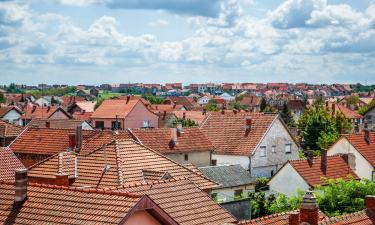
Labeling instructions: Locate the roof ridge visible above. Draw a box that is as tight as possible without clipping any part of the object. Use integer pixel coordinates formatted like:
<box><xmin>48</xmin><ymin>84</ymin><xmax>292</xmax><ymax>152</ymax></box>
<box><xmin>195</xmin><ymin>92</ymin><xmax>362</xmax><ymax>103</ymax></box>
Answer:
<box><xmin>113</xmin><ymin>139</ymin><xmax>125</xmax><ymax>185</ymax></box>
<box><xmin>289</xmin><ymin>155</ymin><xmax>342</xmax><ymax>163</ymax></box>
<box><xmin>319</xmin><ymin>209</ymin><xmax>371</xmax><ymax>224</ymax></box>
<box><xmin>113</xmin><ymin>177</ymin><xmax>189</xmax><ymax>190</ymax></box>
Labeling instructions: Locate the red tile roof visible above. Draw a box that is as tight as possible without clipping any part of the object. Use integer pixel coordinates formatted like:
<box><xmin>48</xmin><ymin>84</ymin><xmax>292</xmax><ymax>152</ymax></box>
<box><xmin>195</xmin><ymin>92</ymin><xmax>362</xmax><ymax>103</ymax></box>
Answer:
<box><xmin>60</xmin><ymin>95</ymin><xmax>85</xmax><ymax>107</ymax></box>
<box><xmin>336</xmin><ymin>104</ymin><xmax>363</xmax><ymax>119</ymax></box>
<box><xmin>0</xmin><ymin>120</ymin><xmax>24</xmax><ymax>137</ymax></box>
<box><xmin>116</xmin><ymin>178</ymin><xmax>237</xmax><ymax>225</ymax></box>
<box><xmin>319</xmin><ymin>209</ymin><xmax>375</xmax><ymax>224</ymax></box>
<box><xmin>344</xmin><ymin>132</ymin><xmax>375</xmax><ymax>166</ymax></box>
<box><xmin>200</xmin><ymin>112</ymin><xmax>278</xmax><ymax>155</ymax></box>
<box><xmin>0</xmin><ymin>181</ymin><xmax>142</xmax><ymax>224</ymax></box>
<box><xmin>173</xmin><ymin>111</ymin><xmax>208</xmax><ymax>125</ymax></box>
<box><xmin>91</xmin><ymin>99</ymin><xmax>140</xmax><ymax>119</ymax></box>
<box><xmin>10</xmin><ymin>127</ymin><xmax>130</xmax><ymax>156</ymax></box>
<box><xmin>166</xmin><ymin>96</ymin><xmax>200</xmax><ymax>110</ymax></box>
<box><xmin>21</xmin><ymin>105</ymin><xmax>72</xmax><ymax>120</ymax></box>
<box><xmin>150</xmin><ymin>104</ymin><xmax>185</xmax><ymax>113</ymax></box>
<box><xmin>0</xmin><ymin>147</ymin><xmax>25</xmax><ymax>181</ymax></box>
<box><xmin>74</xmin><ymin>101</ymin><xmax>96</xmax><ymax>112</ymax></box>
<box><xmin>289</xmin><ymin>155</ymin><xmax>358</xmax><ymax>187</ymax></box>
<box><xmin>0</xmin><ymin>106</ymin><xmax>22</xmax><ymax>118</ymax></box>
<box><xmin>28</xmin><ymin>138</ymin><xmax>217</xmax><ymax>190</ymax></box>
<box><xmin>27</xmin><ymin>119</ymin><xmax>91</xmax><ymax>129</ymax></box>
<box><xmin>72</xmin><ymin>111</ymin><xmax>93</xmax><ymax>121</ymax></box>
<box><xmin>129</xmin><ymin>128</ymin><xmax>215</xmax><ymax>153</ymax></box>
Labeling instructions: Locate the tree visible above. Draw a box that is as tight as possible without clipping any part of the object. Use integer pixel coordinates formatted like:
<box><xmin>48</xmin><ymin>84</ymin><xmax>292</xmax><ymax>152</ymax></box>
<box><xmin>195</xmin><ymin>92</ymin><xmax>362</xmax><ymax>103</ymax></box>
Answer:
<box><xmin>268</xmin><ymin>190</ymin><xmax>304</xmax><ymax>213</ymax></box>
<box><xmin>172</xmin><ymin>118</ymin><xmax>198</xmax><ymax>128</ymax></box>
<box><xmin>95</xmin><ymin>98</ymin><xmax>104</xmax><ymax>110</ymax></box>
<box><xmin>260</xmin><ymin>97</ymin><xmax>267</xmax><ymax>112</ymax></box>
<box><xmin>142</xmin><ymin>95</ymin><xmax>164</xmax><ymax>104</ymax></box>
<box><xmin>345</xmin><ymin>95</ymin><xmax>359</xmax><ymax>107</ymax></box>
<box><xmin>0</xmin><ymin>92</ymin><xmax>5</xmax><ymax>103</ymax></box>
<box><xmin>205</xmin><ymin>99</ymin><xmax>219</xmax><ymax>111</ymax></box>
<box><xmin>280</xmin><ymin>102</ymin><xmax>295</xmax><ymax>126</ymax></box>
<box><xmin>230</xmin><ymin>101</ymin><xmax>247</xmax><ymax>110</ymax></box>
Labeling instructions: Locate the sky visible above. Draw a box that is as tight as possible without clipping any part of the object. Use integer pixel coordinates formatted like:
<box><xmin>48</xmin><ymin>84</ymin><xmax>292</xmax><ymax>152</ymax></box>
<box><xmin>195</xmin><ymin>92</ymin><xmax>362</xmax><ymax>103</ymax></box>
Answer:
<box><xmin>0</xmin><ymin>0</ymin><xmax>374</xmax><ymax>85</ymax></box>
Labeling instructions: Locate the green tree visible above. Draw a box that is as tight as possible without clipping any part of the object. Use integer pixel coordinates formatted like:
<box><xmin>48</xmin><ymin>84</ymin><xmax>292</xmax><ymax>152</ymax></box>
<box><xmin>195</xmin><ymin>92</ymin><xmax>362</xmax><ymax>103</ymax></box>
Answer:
<box><xmin>205</xmin><ymin>99</ymin><xmax>219</xmax><ymax>111</ymax></box>
<box><xmin>268</xmin><ymin>190</ymin><xmax>305</xmax><ymax>213</ymax></box>
<box><xmin>142</xmin><ymin>95</ymin><xmax>164</xmax><ymax>104</ymax></box>
<box><xmin>345</xmin><ymin>95</ymin><xmax>359</xmax><ymax>107</ymax></box>
<box><xmin>230</xmin><ymin>101</ymin><xmax>247</xmax><ymax>110</ymax></box>
<box><xmin>260</xmin><ymin>97</ymin><xmax>267</xmax><ymax>112</ymax></box>
<box><xmin>172</xmin><ymin>118</ymin><xmax>198</xmax><ymax>128</ymax></box>
<box><xmin>0</xmin><ymin>92</ymin><xmax>5</xmax><ymax>103</ymax></box>
<box><xmin>280</xmin><ymin>102</ymin><xmax>295</xmax><ymax>126</ymax></box>
<box><xmin>255</xmin><ymin>178</ymin><xmax>270</xmax><ymax>192</ymax></box>
<box><xmin>95</xmin><ymin>98</ymin><xmax>104</xmax><ymax>110</ymax></box>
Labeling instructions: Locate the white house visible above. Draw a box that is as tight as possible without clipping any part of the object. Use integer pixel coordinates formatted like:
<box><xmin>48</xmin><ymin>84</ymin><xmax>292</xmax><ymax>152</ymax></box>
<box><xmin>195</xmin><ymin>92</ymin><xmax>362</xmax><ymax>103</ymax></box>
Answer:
<box><xmin>220</xmin><ymin>93</ymin><xmax>235</xmax><ymax>102</ymax></box>
<box><xmin>198</xmin><ymin>164</ymin><xmax>256</xmax><ymax>202</ymax></box>
<box><xmin>268</xmin><ymin>153</ymin><xmax>358</xmax><ymax>197</ymax></box>
<box><xmin>327</xmin><ymin>131</ymin><xmax>375</xmax><ymax>181</ymax></box>
<box><xmin>0</xmin><ymin>106</ymin><xmax>22</xmax><ymax>124</ymax></box>
<box><xmin>198</xmin><ymin>96</ymin><xmax>211</xmax><ymax>105</ymax></box>
<box><xmin>200</xmin><ymin>112</ymin><xmax>299</xmax><ymax>178</ymax></box>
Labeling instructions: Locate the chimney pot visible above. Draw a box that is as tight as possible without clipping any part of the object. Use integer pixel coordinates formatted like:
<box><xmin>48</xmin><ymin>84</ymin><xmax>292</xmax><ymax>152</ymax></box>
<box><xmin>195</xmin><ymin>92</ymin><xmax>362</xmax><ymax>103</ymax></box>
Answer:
<box><xmin>171</xmin><ymin>128</ymin><xmax>178</xmax><ymax>147</ymax></box>
<box><xmin>365</xmin><ymin>195</ymin><xmax>375</xmax><ymax>212</ymax></box>
<box><xmin>177</xmin><ymin>123</ymin><xmax>183</xmax><ymax>136</ymax></box>
<box><xmin>126</xmin><ymin>95</ymin><xmax>130</xmax><ymax>104</ymax></box>
<box><xmin>289</xmin><ymin>212</ymin><xmax>300</xmax><ymax>225</ymax></box>
<box><xmin>45</xmin><ymin>121</ymin><xmax>50</xmax><ymax>128</ymax></box>
<box><xmin>364</xmin><ymin>129</ymin><xmax>370</xmax><ymax>144</ymax></box>
<box><xmin>75</xmin><ymin>126</ymin><xmax>82</xmax><ymax>152</ymax></box>
<box><xmin>300</xmin><ymin>191</ymin><xmax>319</xmax><ymax>225</ymax></box>
<box><xmin>14</xmin><ymin>168</ymin><xmax>28</xmax><ymax>204</ymax></box>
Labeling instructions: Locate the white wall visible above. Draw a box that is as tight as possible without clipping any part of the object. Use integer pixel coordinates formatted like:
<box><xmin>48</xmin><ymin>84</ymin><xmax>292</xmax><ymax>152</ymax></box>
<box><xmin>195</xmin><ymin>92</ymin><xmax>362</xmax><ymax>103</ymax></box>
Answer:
<box><xmin>212</xmin><ymin>154</ymin><xmax>250</xmax><ymax>170</ymax></box>
<box><xmin>211</xmin><ymin>185</ymin><xmax>255</xmax><ymax>202</ymax></box>
<box><xmin>49</xmin><ymin>110</ymin><xmax>70</xmax><ymax>119</ymax></box>
<box><xmin>328</xmin><ymin>138</ymin><xmax>374</xmax><ymax>180</ymax></box>
<box><xmin>268</xmin><ymin>163</ymin><xmax>310</xmax><ymax>197</ymax></box>
<box><xmin>81</xmin><ymin>121</ymin><xmax>93</xmax><ymax>130</ymax></box>
<box><xmin>2</xmin><ymin>109</ymin><xmax>21</xmax><ymax>123</ymax></box>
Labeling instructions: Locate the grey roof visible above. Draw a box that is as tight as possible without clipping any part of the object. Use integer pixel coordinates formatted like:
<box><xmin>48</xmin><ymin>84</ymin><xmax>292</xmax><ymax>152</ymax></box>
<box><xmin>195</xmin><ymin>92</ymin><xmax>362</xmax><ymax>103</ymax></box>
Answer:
<box><xmin>198</xmin><ymin>165</ymin><xmax>256</xmax><ymax>188</ymax></box>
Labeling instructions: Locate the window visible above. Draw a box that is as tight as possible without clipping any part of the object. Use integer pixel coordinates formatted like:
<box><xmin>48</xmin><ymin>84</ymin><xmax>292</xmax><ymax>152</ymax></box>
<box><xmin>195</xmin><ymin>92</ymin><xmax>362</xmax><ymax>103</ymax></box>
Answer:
<box><xmin>111</xmin><ymin>121</ymin><xmax>121</xmax><ymax>130</ymax></box>
<box><xmin>260</xmin><ymin>146</ymin><xmax>266</xmax><ymax>157</ymax></box>
<box><xmin>95</xmin><ymin>121</ymin><xmax>104</xmax><ymax>129</ymax></box>
<box><xmin>211</xmin><ymin>159</ymin><xmax>217</xmax><ymax>166</ymax></box>
<box><xmin>285</xmin><ymin>144</ymin><xmax>292</xmax><ymax>154</ymax></box>
<box><xmin>184</xmin><ymin>154</ymin><xmax>189</xmax><ymax>161</ymax></box>
<box><xmin>272</xmin><ymin>145</ymin><xmax>276</xmax><ymax>153</ymax></box>
<box><xmin>142</xmin><ymin>120</ymin><xmax>150</xmax><ymax>128</ymax></box>
<box><xmin>271</xmin><ymin>170</ymin><xmax>274</xmax><ymax>176</ymax></box>
<box><xmin>234</xmin><ymin>189</ymin><xmax>243</xmax><ymax>198</ymax></box>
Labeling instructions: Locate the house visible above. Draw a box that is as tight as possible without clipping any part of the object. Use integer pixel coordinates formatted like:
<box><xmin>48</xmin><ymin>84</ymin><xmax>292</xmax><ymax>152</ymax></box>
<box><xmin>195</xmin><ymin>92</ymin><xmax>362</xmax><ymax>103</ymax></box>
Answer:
<box><xmin>128</xmin><ymin>127</ymin><xmax>215</xmax><ymax>167</ymax></box>
<box><xmin>165</xmin><ymin>96</ymin><xmax>201</xmax><ymax>110</ymax></box>
<box><xmin>0</xmin><ymin>147</ymin><xmax>25</xmax><ymax>181</ymax></box>
<box><xmin>268</xmin><ymin>152</ymin><xmax>358</xmax><ymax>197</ymax></box>
<box><xmin>364</xmin><ymin>105</ymin><xmax>375</xmax><ymax>130</ymax></box>
<box><xmin>287</xmin><ymin>99</ymin><xmax>306</xmax><ymax>122</ymax></box>
<box><xmin>198</xmin><ymin>164</ymin><xmax>256</xmax><ymax>202</ymax></box>
<box><xmin>91</xmin><ymin>98</ymin><xmax>159</xmax><ymax>129</ymax></box>
<box><xmin>90</xmin><ymin>87</ymin><xmax>99</xmax><ymax>97</ymax></box>
<box><xmin>0</xmin><ymin>106</ymin><xmax>22</xmax><ymax>124</ymax></box>
<box><xmin>67</xmin><ymin>101</ymin><xmax>96</xmax><ymax>114</ymax></box>
<box><xmin>150</xmin><ymin>104</ymin><xmax>186</xmax><ymax>114</ymax></box>
<box><xmin>20</xmin><ymin>105</ymin><xmax>72</xmax><ymax>126</ymax></box>
<box><xmin>26</xmin><ymin>136</ymin><xmax>217</xmax><ymax>191</ymax></box>
<box><xmin>0</xmin><ymin>171</ymin><xmax>237</xmax><ymax>225</ymax></box>
<box><xmin>0</xmin><ymin>120</ymin><xmax>24</xmax><ymax>146</ymax></box>
<box><xmin>198</xmin><ymin>96</ymin><xmax>211</xmax><ymax>105</ymax></box>
<box><xmin>173</xmin><ymin>111</ymin><xmax>209</xmax><ymax>126</ymax></box>
<box><xmin>327</xmin><ymin>103</ymin><xmax>364</xmax><ymax>129</ymax></box>
<box><xmin>59</xmin><ymin>95</ymin><xmax>86</xmax><ymax>107</ymax></box>
<box><xmin>27</xmin><ymin>118</ymin><xmax>93</xmax><ymax>130</ymax></box>
<box><xmin>327</xmin><ymin>131</ymin><xmax>375</xmax><ymax>181</ymax></box>
<box><xmin>239</xmin><ymin>95</ymin><xmax>261</xmax><ymax>112</ymax></box>
<box><xmin>220</xmin><ymin>93</ymin><xmax>235</xmax><ymax>101</ymax></box>
<box><xmin>240</xmin><ymin>191</ymin><xmax>375</xmax><ymax>225</ymax></box>
<box><xmin>200</xmin><ymin>112</ymin><xmax>299</xmax><ymax>178</ymax></box>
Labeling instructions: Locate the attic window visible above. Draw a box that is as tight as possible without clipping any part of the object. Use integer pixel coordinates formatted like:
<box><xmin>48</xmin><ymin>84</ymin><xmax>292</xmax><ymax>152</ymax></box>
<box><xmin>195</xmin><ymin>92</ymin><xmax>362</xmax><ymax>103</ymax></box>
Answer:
<box><xmin>272</xmin><ymin>145</ymin><xmax>276</xmax><ymax>153</ymax></box>
<box><xmin>184</xmin><ymin>154</ymin><xmax>189</xmax><ymax>161</ymax></box>
<box><xmin>260</xmin><ymin>146</ymin><xmax>266</xmax><ymax>157</ymax></box>
<box><xmin>285</xmin><ymin>144</ymin><xmax>292</xmax><ymax>154</ymax></box>
<box><xmin>142</xmin><ymin>120</ymin><xmax>150</xmax><ymax>128</ymax></box>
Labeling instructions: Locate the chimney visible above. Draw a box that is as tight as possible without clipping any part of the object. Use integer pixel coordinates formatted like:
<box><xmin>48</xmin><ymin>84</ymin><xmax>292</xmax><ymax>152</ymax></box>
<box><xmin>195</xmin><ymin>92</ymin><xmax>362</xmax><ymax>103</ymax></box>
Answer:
<box><xmin>126</xmin><ymin>95</ymin><xmax>130</xmax><ymax>104</ymax></box>
<box><xmin>75</xmin><ymin>126</ymin><xmax>82</xmax><ymax>152</ymax></box>
<box><xmin>245</xmin><ymin>118</ymin><xmax>252</xmax><ymax>134</ymax></box>
<box><xmin>306</xmin><ymin>150</ymin><xmax>314</xmax><ymax>167</ymax></box>
<box><xmin>45</xmin><ymin>121</ymin><xmax>50</xmax><ymax>128</ymax></box>
<box><xmin>332</xmin><ymin>103</ymin><xmax>336</xmax><ymax>117</ymax></box>
<box><xmin>182</xmin><ymin>112</ymin><xmax>186</xmax><ymax>119</ymax></box>
<box><xmin>68</xmin><ymin>134</ymin><xmax>76</xmax><ymax>150</ymax></box>
<box><xmin>47</xmin><ymin>106</ymin><xmax>51</xmax><ymax>112</ymax></box>
<box><xmin>176</xmin><ymin>123</ymin><xmax>183</xmax><ymax>137</ymax></box>
<box><xmin>342</xmin><ymin>153</ymin><xmax>356</xmax><ymax>171</ymax></box>
<box><xmin>171</xmin><ymin>128</ymin><xmax>178</xmax><ymax>147</ymax></box>
<box><xmin>365</xmin><ymin>195</ymin><xmax>375</xmax><ymax>212</ymax></box>
<box><xmin>32</xmin><ymin>105</ymin><xmax>36</xmax><ymax>113</ymax></box>
<box><xmin>202</xmin><ymin>109</ymin><xmax>207</xmax><ymax>115</ymax></box>
<box><xmin>221</xmin><ymin>109</ymin><xmax>225</xmax><ymax>114</ymax></box>
<box><xmin>233</xmin><ymin>109</ymin><xmax>237</xmax><ymax>114</ymax></box>
<box><xmin>364</xmin><ymin>128</ymin><xmax>370</xmax><ymax>144</ymax></box>
<box><xmin>163</xmin><ymin>110</ymin><xmax>166</xmax><ymax>120</ymax></box>
<box><xmin>300</xmin><ymin>191</ymin><xmax>319</xmax><ymax>225</ymax></box>
<box><xmin>288</xmin><ymin>212</ymin><xmax>300</xmax><ymax>225</ymax></box>
<box><xmin>55</xmin><ymin>173</ymin><xmax>69</xmax><ymax>187</ymax></box>
<box><xmin>14</xmin><ymin>168</ymin><xmax>28</xmax><ymax>205</ymax></box>
<box><xmin>321</xmin><ymin>149</ymin><xmax>327</xmax><ymax>175</ymax></box>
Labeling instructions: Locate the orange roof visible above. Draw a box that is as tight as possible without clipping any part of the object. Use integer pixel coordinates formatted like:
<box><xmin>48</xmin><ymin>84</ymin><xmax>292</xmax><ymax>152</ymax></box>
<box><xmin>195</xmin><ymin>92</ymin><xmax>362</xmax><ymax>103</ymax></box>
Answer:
<box><xmin>72</xmin><ymin>111</ymin><xmax>93</xmax><ymax>121</ymax></box>
<box><xmin>336</xmin><ymin>104</ymin><xmax>363</xmax><ymax>119</ymax></box>
<box><xmin>0</xmin><ymin>106</ymin><xmax>22</xmax><ymax>118</ymax></box>
<box><xmin>91</xmin><ymin>99</ymin><xmax>140</xmax><ymax>119</ymax></box>
<box><xmin>0</xmin><ymin>147</ymin><xmax>25</xmax><ymax>181</ymax></box>
<box><xmin>150</xmin><ymin>104</ymin><xmax>185</xmax><ymax>113</ymax></box>
<box><xmin>166</xmin><ymin>96</ymin><xmax>200</xmax><ymax>110</ymax></box>
<box><xmin>319</xmin><ymin>209</ymin><xmax>375</xmax><ymax>224</ymax></box>
<box><xmin>60</xmin><ymin>95</ymin><xmax>85</xmax><ymax>107</ymax></box>
<box><xmin>10</xmin><ymin>127</ymin><xmax>130</xmax><ymax>156</ymax></box>
<box><xmin>22</xmin><ymin>105</ymin><xmax>71</xmax><ymax>120</ymax></box>
<box><xmin>27</xmin><ymin>119</ymin><xmax>90</xmax><ymax>129</ymax></box>
<box><xmin>28</xmin><ymin>139</ymin><xmax>217</xmax><ymax>190</ymax></box>
<box><xmin>129</xmin><ymin>128</ymin><xmax>215</xmax><ymax>153</ymax></box>
<box><xmin>116</xmin><ymin>178</ymin><xmax>237</xmax><ymax>225</ymax></box>
<box><xmin>173</xmin><ymin>110</ymin><xmax>209</xmax><ymax>125</ymax></box>
<box><xmin>200</xmin><ymin>112</ymin><xmax>278</xmax><ymax>155</ymax></box>
<box><xmin>0</xmin><ymin>181</ymin><xmax>142</xmax><ymax>224</ymax></box>
<box><xmin>0</xmin><ymin>120</ymin><xmax>24</xmax><ymax>137</ymax></box>
<box><xmin>344</xmin><ymin>132</ymin><xmax>375</xmax><ymax>166</ymax></box>
<box><xmin>289</xmin><ymin>155</ymin><xmax>358</xmax><ymax>187</ymax></box>
<box><xmin>74</xmin><ymin>101</ymin><xmax>96</xmax><ymax>112</ymax></box>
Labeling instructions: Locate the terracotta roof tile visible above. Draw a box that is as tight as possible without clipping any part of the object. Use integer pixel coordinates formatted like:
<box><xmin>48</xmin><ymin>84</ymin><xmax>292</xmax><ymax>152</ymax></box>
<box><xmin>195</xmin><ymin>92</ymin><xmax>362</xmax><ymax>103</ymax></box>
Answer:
<box><xmin>289</xmin><ymin>155</ymin><xmax>358</xmax><ymax>187</ymax></box>
<box><xmin>318</xmin><ymin>209</ymin><xmax>375</xmax><ymax>225</ymax></box>
<box><xmin>0</xmin><ymin>147</ymin><xmax>25</xmax><ymax>181</ymax></box>
<box><xmin>150</xmin><ymin>104</ymin><xmax>185</xmax><ymax>113</ymax></box>
<box><xmin>166</xmin><ymin>96</ymin><xmax>201</xmax><ymax>110</ymax></box>
<box><xmin>200</xmin><ymin>112</ymin><xmax>277</xmax><ymax>155</ymax></box>
<box><xmin>129</xmin><ymin>127</ymin><xmax>215</xmax><ymax>153</ymax></box>
<box><xmin>344</xmin><ymin>132</ymin><xmax>375</xmax><ymax>166</ymax></box>
<box><xmin>22</xmin><ymin>105</ymin><xmax>71</xmax><ymax>120</ymax></box>
<box><xmin>173</xmin><ymin>111</ymin><xmax>208</xmax><ymax>125</ymax></box>
<box><xmin>0</xmin><ymin>106</ymin><xmax>21</xmax><ymax>118</ymax></box>
<box><xmin>60</xmin><ymin>96</ymin><xmax>86</xmax><ymax>107</ymax></box>
<box><xmin>116</xmin><ymin>178</ymin><xmax>237</xmax><ymax>225</ymax></box>
<box><xmin>91</xmin><ymin>99</ymin><xmax>140</xmax><ymax>119</ymax></box>
<box><xmin>72</xmin><ymin>111</ymin><xmax>93</xmax><ymax>121</ymax></box>
<box><xmin>27</xmin><ymin>119</ymin><xmax>91</xmax><ymax>129</ymax></box>
<box><xmin>0</xmin><ymin>181</ymin><xmax>141</xmax><ymax>224</ymax></box>
<box><xmin>336</xmin><ymin>104</ymin><xmax>363</xmax><ymax>119</ymax></box>
<box><xmin>74</xmin><ymin>101</ymin><xmax>96</xmax><ymax>112</ymax></box>
<box><xmin>0</xmin><ymin>120</ymin><xmax>24</xmax><ymax>137</ymax></box>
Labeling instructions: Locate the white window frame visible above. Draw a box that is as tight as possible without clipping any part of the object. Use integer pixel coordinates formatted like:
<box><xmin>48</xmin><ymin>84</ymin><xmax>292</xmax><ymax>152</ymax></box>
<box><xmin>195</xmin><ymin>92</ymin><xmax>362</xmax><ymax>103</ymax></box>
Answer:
<box><xmin>285</xmin><ymin>143</ymin><xmax>292</xmax><ymax>154</ymax></box>
<box><xmin>272</xmin><ymin>145</ymin><xmax>276</xmax><ymax>153</ymax></box>
<box><xmin>260</xmin><ymin>146</ymin><xmax>266</xmax><ymax>157</ymax></box>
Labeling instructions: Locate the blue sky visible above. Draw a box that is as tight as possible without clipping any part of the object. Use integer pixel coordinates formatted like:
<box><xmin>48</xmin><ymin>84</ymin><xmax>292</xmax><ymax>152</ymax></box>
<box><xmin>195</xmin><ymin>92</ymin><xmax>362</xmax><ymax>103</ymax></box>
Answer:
<box><xmin>0</xmin><ymin>0</ymin><xmax>374</xmax><ymax>85</ymax></box>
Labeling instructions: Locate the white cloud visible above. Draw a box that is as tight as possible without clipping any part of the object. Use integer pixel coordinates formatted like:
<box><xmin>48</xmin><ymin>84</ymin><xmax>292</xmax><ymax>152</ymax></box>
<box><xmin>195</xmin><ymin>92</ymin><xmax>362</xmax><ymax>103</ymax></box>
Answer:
<box><xmin>148</xmin><ymin>19</ymin><xmax>169</xmax><ymax>27</ymax></box>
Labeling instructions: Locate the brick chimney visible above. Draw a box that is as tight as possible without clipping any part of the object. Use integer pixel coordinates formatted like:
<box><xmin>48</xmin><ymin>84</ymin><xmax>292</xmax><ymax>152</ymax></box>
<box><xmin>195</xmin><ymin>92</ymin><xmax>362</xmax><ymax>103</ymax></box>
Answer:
<box><xmin>321</xmin><ymin>149</ymin><xmax>327</xmax><ymax>175</ymax></box>
<box><xmin>126</xmin><ymin>95</ymin><xmax>130</xmax><ymax>104</ymax></box>
<box><xmin>68</xmin><ymin>133</ymin><xmax>76</xmax><ymax>150</ymax></box>
<box><xmin>75</xmin><ymin>126</ymin><xmax>82</xmax><ymax>152</ymax></box>
<box><xmin>14</xmin><ymin>168</ymin><xmax>28</xmax><ymax>205</ymax></box>
<box><xmin>183</xmin><ymin>112</ymin><xmax>186</xmax><ymax>119</ymax></box>
<box><xmin>245</xmin><ymin>118</ymin><xmax>252</xmax><ymax>134</ymax></box>
<box><xmin>47</xmin><ymin>106</ymin><xmax>51</xmax><ymax>112</ymax></box>
<box><xmin>306</xmin><ymin>150</ymin><xmax>314</xmax><ymax>167</ymax></box>
<box><xmin>300</xmin><ymin>191</ymin><xmax>319</xmax><ymax>225</ymax></box>
<box><xmin>288</xmin><ymin>212</ymin><xmax>300</xmax><ymax>225</ymax></box>
<box><xmin>364</xmin><ymin>128</ymin><xmax>370</xmax><ymax>144</ymax></box>
<box><xmin>365</xmin><ymin>195</ymin><xmax>375</xmax><ymax>212</ymax></box>
<box><xmin>176</xmin><ymin>123</ymin><xmax>183</xmax><ymax>137</ymax></box>
<box><xmin>45</xmin><ymin>121</ymin><xmax>50</xmax><ymax>128</ymax></box>
<box><xmin>55</xmin><ymin>173</ymin><xmax>69</xmax><ymax>186</ymax></box>
<box><xmin>171</xmin><ymin>128</ymin><xmax>178</xmax><ymax>147</ymax></box>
